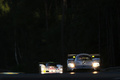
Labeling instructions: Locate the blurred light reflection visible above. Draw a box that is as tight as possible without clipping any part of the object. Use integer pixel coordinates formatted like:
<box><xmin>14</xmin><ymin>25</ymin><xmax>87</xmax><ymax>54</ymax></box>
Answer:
<box><xmin>92</xmin><ymin>71</ymin><xmax>98</xmax><ymax>74</ymax></box>
<box><xmin>70</xmin><ymin>72</ymin><xmax>75</xmax><ymax>74</ymax></box>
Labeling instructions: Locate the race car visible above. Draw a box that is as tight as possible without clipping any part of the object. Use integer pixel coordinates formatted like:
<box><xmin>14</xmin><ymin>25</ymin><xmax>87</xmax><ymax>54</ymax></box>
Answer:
<box><xmin>39</xmin><ymin>62</ymin><xmax>63</xmax><ymax>74</ymax></box>
<box><xmin>67</xmin><ymin>53</ymin><xmax>100</xmax><ymax>71</ymax></box>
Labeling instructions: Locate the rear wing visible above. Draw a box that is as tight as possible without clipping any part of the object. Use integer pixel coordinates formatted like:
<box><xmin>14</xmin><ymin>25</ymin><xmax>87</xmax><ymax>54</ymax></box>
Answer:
<box><xmin>68</xmin><ymin>54</ymin><xmax>77</xmax><ymax>59</ymax></box>
<box><xmin>67</xmin><ymin>53</ymin><xmax>100</xmax><ymax>59</ymax></box>
<box><xmin>90</xmin><ymin>54</ymin><xmax>100</xmax><ymax>58</ymax></box>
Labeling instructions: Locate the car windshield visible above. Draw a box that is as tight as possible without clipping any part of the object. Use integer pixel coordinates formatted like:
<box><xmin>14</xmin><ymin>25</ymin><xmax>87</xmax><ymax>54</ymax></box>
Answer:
<box><xmin>46</xmin><ymin>63</ymin><xmax>56</xmax><ymax>66</ymax></box>
<box><xmin>77</xmin><ymin>55</ymin><xmax>92</xmax><ymax>60</ymax></box>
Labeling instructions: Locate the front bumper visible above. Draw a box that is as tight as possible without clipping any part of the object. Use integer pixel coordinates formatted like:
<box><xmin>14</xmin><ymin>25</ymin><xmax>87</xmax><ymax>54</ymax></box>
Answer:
<box><xmin>67</xmin><ymin>65</ymin><xmax>100</xmax><ymax>71</ymax></box>
<box><xmin>41</xmin><ymin>69</ymin><xmax>63</xmax><ymax>74</ymax></box>
<box><xmin>75</xmin><ymin>65</ymin><xmax>93</xmax><ymax>69</ymax></box>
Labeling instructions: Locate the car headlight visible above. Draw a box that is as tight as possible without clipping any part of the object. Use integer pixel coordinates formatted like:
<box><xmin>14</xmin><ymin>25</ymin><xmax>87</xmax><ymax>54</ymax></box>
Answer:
<box><xmin>59</xmin><ymin>68</ymin><xmax>63</xmax><ymax>71</ymax></box>
<box><xmin>41</xmin><ymin>68</ymin><xmax>45</xmax><ymax>71</ymax></box>
<box><xmin>68</xmin><ymin>63</ymin><xmax>75</xmax><ymax>68</ymax></box>
<box><xmin>92</xmin><ymin>62</ymin><xmax>100</xmax><ymax>68</ymax></box>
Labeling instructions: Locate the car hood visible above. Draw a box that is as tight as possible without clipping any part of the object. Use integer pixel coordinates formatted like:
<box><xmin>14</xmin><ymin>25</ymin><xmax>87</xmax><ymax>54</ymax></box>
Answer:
<box><xmin>75</xmin><ymin>60</ymin><xmax>93</xmax><ymax>65</ymax></box>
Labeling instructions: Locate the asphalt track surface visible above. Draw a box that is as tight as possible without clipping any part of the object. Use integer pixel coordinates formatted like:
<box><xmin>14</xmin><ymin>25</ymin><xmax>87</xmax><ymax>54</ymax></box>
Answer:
<box><xmin>0</xmin><ymin>71</ymin><xmax>120</xmax><ymax>80</ymax></box>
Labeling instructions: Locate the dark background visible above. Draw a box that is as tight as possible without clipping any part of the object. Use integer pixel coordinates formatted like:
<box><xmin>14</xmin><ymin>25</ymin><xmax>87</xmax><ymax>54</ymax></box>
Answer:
<box><xmin>0</xmin><ymin>0</ymin><xmax>120</xmax><ymax>73</ymax></box>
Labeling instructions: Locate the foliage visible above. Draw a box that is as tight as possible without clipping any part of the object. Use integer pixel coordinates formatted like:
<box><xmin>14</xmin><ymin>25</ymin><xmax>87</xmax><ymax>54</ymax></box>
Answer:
<box><xmin>0</xmin><ymin>0</ymin><xmax>10</xmax><ymax>16</ymax></box>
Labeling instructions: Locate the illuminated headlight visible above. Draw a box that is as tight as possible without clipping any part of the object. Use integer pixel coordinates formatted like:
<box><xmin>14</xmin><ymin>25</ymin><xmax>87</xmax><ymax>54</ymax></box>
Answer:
<box><xmin>60</xmin><ymin>68</ymin><xmax>63</xmax><ymax>71</ymax></box>
<box><xmin>41</xmin><ymin>68</ymin><xmax>45</xmax><ymax>71</ymax></box>
<box><xmin>68</xmin><ymin>63</ymin><xmax>75</xmax><ymax>68</ymax></box>
<box><xmin>92</xmin><ymin>62</ymin><xmax>100</xmax><ymax>68</ymax></box>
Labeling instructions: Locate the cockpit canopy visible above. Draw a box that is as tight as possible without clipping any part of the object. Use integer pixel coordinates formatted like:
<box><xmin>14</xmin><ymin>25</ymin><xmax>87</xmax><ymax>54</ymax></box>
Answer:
<box><xmin>75</xmin><ymin>53</ymin><xmax>92</xmax><ymax>61</ymax></box>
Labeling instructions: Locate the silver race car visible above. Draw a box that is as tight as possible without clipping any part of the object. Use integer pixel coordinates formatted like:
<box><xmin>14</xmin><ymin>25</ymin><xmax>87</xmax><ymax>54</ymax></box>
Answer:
<box><xmin>39</xmin><ymin>62</ymin><xmax>63</xmax><ymax>74</ymax></box>
<box><xmin>67</xmin><ymin>53</ymin><xmax>100</xmax><ymax>71</ymax></box>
